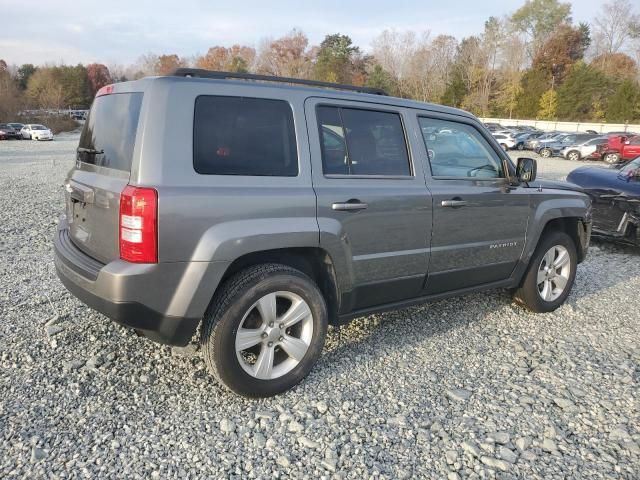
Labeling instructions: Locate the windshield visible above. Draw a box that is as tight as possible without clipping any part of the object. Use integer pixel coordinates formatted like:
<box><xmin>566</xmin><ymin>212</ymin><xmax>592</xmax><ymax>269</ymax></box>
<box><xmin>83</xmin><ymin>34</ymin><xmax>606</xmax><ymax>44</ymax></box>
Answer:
<box><xmin>619</xmin><ymin>157</ymin><xmax>640</xmax><ymax>176</ymax></box>
<box><xmin>31</xmin><ymin>125</ymin><xmax>47</xmax><ymax>130</ymax></box>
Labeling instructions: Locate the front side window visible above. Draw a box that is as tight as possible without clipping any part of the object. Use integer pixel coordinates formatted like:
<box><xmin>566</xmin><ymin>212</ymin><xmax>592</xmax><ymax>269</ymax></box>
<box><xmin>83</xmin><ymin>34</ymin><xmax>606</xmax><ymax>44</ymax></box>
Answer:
<box><xmin>418</xmin><ymin>117</ymin><xmax>504</xmax><ymax>179</ymax></box>
<box><xmin>317</xmin><ymin>105</ymin><xmax>411</xmax><ymax>176</ymax></box>
<box><xmin>194</xmin><ymin>96</ymin><xmax>298</xmax><ymax>176</ymax></box>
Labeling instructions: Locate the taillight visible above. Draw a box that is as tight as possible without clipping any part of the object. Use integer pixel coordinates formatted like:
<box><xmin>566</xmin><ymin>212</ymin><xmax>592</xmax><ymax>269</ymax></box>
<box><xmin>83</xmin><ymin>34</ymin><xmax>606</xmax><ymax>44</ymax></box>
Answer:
<box><xmin>119</xmin><ymin>185</ymin><xmax>157</xmax><ymax>263</ymax></box>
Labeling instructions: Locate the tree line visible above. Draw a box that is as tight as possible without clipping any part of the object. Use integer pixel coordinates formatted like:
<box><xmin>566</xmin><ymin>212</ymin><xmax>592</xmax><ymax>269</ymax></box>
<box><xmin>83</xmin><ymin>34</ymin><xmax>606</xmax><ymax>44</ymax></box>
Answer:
<box><xmin>1</xmin><ymin>0</ymin><xmax>639</xmax><ymax>123</ymax></box>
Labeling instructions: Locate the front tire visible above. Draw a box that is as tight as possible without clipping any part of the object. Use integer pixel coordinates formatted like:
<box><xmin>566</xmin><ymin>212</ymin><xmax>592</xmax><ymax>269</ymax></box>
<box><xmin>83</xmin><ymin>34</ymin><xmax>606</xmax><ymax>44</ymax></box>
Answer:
<box><xmin>567</xmin><ymin>151</ymin><xmax>580</xmax><ymax>161</ymax></box>
<box><xmin>201</xmin><ymin>263</ymin><xmax>328</xmax><ymax>397</ymax></box>
<box><xmin>513</xmin><ymin>231</ymin><xmax>577</xmax><ymax>313</ymax></box>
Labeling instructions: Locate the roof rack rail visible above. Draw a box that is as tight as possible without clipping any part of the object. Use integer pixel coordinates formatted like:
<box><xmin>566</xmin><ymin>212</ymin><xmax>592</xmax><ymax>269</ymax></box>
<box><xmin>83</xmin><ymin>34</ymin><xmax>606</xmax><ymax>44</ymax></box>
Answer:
<box><xmin>169</xmin><ymin>68</ymin><xmax>388</xmax><ymax>96</ymax></box>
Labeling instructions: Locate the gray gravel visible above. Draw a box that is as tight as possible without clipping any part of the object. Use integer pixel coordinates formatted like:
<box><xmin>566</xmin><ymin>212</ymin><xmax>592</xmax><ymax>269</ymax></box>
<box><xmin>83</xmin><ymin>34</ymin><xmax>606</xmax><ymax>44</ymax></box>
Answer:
<box><xmin>1</xmin><ymin>135</ymin><xmax>639</xmax><ymax>478</ymax></box>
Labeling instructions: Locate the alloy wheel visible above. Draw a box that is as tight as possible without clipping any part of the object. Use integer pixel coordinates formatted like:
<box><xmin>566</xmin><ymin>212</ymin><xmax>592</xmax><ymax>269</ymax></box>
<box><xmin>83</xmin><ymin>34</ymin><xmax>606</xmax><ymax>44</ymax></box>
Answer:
<box><xmin>604</xmin><ymin>153</ymin><xmax>619</xmax><ymax>164</ymax></box>
<box><xmin>537</xmin><ymin>245</ymin><xmax>571</xmax><ymax>302</ymax></box>
<box><xmin>235</xmin><ymin>291</ymin><xmax>313</xmax><ymax>380</ymax></box>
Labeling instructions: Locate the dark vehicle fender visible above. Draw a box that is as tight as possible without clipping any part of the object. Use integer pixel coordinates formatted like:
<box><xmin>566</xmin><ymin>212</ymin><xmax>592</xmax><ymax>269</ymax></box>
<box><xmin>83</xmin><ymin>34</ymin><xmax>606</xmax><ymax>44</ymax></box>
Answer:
<box><xmin>513</xmin><ymin>196</ymin><xmax>591</xmax><ymax>283</ymax></box>
<box><xmin>185</xmin><ymin>218</ymin><xmax>344</xmax><ymax>321</ymax></box>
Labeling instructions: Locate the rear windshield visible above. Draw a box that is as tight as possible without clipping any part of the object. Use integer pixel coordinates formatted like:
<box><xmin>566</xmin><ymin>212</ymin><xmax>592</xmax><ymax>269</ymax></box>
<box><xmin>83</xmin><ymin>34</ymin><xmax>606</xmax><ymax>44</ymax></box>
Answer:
<box><xmin>78</xmin><ymin>93</ymin><xmax>143</xmax><ymax>171</ymax></box>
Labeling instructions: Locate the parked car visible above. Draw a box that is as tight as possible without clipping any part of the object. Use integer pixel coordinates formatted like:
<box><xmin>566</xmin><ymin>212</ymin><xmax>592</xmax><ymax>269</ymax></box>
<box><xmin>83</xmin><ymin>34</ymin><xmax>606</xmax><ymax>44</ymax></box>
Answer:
<box><xmin>492</xmin><ymin>133</ymin><xmax>517</xmax><ymax>149</ymax></box>
<box><xmin>567</xmin><ymin>157</ymin><xmax>640</xmax><ymax>246</ymax></box>
<box><xmin>526</xmin><ymin>131</ymin><xmax>565</xmax><ymax>150</ymax></box>
<box><xmin>514</xmin><ymin>132</ymin><xmax>543</xmax><ymax>150</ymax></box>
<box><xmin>0</xmin><ymin>126</ymin><xmax>8</xmax><ymax>140</ymax></box>
<box><xmin>0</xmin><ymin>123</ymin><xmax>22</xmax><ymax>140</ymax></box>
<box><xmin>483</xmin><ymin>122</ymin><xmax>502</xmax><ymax>132</ymax></box>
<box><xmin>518</xmin><ymin>125</ymin><xmax>541</xmax><ymax>132</ymax></box>
<box><xmin>536</xmin><ymin>134</ymin><xmax>597</xmax><ymax>158</ymax></box>
<box><xmin>8</xmin><ymin>123</ymin><xmax>24</xmax><ymax>136</ymax></box>
<box><xmin>600</xmin><ymin>134</ymin><xmax>640</xmax><ymax>164</ymax></box>
<box><xmin>20</xmin><ymin>124</ymin><xmax>53</xmax><ymax>141</ymax></box>
<box><xmin>561</xmin><ymin>137</ymin><xmax>609</xmax><ymax>161</ymax></box>
<box><xmin>54</xmin><ymin>69</ymin><xmax>591</xmax><ymax>397</ymax></box>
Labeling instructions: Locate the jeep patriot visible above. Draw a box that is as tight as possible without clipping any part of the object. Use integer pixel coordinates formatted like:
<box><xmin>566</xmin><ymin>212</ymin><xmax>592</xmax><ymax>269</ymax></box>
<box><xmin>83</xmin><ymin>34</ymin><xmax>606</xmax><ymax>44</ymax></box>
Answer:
<box><xmin>54</xmin><ymin>69</ymin><xmax>592</xmax><ymax>397</ymax></box>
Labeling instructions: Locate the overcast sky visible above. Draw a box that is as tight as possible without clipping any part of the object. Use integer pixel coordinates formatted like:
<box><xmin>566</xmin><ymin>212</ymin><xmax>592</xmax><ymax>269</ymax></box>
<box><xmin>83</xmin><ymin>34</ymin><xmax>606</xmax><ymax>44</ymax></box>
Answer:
<box><xmin>0</xmin><ymin>0</ymin><xmax>605</xmax><ymax>67</ymax></box>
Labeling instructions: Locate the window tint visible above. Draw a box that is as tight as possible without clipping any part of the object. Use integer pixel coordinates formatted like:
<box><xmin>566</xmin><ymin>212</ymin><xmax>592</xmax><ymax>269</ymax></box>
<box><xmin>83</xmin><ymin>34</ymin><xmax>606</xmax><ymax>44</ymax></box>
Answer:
<box><xmin>418</xmin><ymin>117</ymin><xmax>504</xmax><ymax>179</ymax></box>
<box><xmin>194</xmin><ymin>96</ymin><xmax>297</xmax><ymax>176</ymax></box>
<box><xmin>79</xmin><ymin>93</ymin><xmax>143</xmax><ymax>171</ymax></box>
<box><xmin>317</xmin><ymin>106</ymin><xmax>411</xmax><ymax>176</ymax></box>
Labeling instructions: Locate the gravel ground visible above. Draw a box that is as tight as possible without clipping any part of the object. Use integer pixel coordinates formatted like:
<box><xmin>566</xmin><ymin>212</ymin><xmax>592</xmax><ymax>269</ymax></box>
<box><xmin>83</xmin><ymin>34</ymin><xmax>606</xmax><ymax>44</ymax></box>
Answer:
<box><xmin>1</xmin><ymin>134</ymin><xmax>638</xmax><ymax>479</ymax></box>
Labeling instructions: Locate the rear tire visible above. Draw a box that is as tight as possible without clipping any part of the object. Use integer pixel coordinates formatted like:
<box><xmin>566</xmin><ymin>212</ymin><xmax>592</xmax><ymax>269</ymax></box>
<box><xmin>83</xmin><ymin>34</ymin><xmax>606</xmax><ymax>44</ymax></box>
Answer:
<box><xmin>201</xmin><ymin>263</ymin><xmax>328</xmax><ymax>397</ymax></box>
<box><xmin>604</xmin><ymin>152</ymin><xmax>620</xmax><ymax>164</ymax></box>
<box><xmin>513</xmin><ymin>231</ymin><xmax>577</xmax><ymax>313</ymax></box>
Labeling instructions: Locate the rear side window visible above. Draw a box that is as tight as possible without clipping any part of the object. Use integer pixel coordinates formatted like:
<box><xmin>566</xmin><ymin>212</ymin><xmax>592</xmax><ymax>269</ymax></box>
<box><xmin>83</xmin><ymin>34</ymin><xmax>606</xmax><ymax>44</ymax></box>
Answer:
<box><xmin>194</xmin><ymin>96</ymin><xmax>298</xmax><ymax>176</ymax></box>
<box><xmin>78</xmin><ymin>93</ymin><xmax>143</xmax><ymax>171</ymax></box>
<box><xmin>317</xmin><ymin>105</ymin><xmax>411</xmax><ymax>176</ymax></box>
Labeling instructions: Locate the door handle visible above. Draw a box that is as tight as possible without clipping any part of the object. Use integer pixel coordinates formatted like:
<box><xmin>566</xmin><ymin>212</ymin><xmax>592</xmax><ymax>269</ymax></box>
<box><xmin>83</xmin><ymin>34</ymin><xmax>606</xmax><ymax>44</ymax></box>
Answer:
<box><xmin>441</xmin><ymin>199</ymin><xmax>467</xmax><ymax>208</ymax></box>
<box><xmin>332</xmin><ymin>200</ymin><xmax>368</xmax><ymax>211</ymax></box>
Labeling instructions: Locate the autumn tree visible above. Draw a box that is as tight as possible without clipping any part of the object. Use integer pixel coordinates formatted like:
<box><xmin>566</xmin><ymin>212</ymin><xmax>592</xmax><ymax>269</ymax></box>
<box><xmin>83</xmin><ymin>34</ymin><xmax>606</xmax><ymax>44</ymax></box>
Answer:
<box><xmin>255</xmin><ymin>30</ymin><xmax>312</xmax><ymax>78</ymax></box>
<box><xmin>532</xmin><ymin>23</ymin><xmax>590</xmax><ymax>84</ymax></box>
<box><xmin>197</xmin><ymin>45</ymin><xmax>256</xmax><ymax>73</ymax></box>
<box><xmin>537</xmin><ymin>89</ymin><xmax>557</xmax><ymax>119</ymax></box>
<box><xmin>511</xmin><ymin>0</ymin><xmax>572</xmax><ymax>58</ymax></box>
<box><xmin>590</xmin><ymin>52</ymin><xmax>638</xmax><ymax>80</ymax></box>
<box><xmin>494</xmin><ymin>31</ymin><xmax>527</xmax><ymax>118</ymax></box>
<box><xmin>86</xmin><ymin>63</ymin><xmax>112</xmax><ymax>97</ymax></box>
<box><xmin>155</xmin><ymin>54</ymin><xmax>185</xmax><ymax>75</ymax></box>
<box><xmin>25</xmin><ymin>65</ymin><xmax>90</xmax><ymax>108</ymax></box>
<box><xmin>26</xmin><ymin>68</ymin><xmax>65</xmax><ymax>109</ymax></box>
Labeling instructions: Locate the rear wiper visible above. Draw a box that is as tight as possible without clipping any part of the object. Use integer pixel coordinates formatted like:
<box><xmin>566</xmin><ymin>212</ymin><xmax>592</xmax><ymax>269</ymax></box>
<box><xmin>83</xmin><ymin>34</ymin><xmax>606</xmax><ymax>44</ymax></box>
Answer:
<box><xmin>77</xmin><ymin>147</ymin><xmax>104</xmax><ymax>155</ymax></box>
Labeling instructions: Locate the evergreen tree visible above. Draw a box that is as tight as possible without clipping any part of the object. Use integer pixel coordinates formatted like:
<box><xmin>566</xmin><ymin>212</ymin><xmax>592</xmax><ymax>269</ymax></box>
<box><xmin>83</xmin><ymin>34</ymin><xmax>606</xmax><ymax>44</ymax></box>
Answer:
<box><xmin>556</xmin><ymin>62</ymin><xmax>612</xmax><ymax>120</ymax></box>
<box><xmin>515</xmin><ymin>68</ymin><xmax>550</xmax><ymax>118</ymax></box>
<box><xmin>607</xmin><ymin>80</ymin><xmax>640</xmax><ymax>122</ymax></box>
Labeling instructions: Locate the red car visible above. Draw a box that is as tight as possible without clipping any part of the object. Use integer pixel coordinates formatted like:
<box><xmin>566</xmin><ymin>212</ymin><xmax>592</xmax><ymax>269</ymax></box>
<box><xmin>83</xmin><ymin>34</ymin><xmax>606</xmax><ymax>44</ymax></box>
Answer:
<box><xmin>600</xmin><ymin>134</ymin><xmax>640</xmax><ymax>164</ymax></box>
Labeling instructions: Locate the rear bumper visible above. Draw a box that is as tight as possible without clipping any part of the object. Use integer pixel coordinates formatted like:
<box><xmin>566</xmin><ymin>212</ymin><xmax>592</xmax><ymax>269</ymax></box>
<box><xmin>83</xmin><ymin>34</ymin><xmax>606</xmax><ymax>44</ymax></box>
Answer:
<box><xmin>53</xmin><ymin>216</ymin><xmax>227</xmax><ymax>346</ymax></box>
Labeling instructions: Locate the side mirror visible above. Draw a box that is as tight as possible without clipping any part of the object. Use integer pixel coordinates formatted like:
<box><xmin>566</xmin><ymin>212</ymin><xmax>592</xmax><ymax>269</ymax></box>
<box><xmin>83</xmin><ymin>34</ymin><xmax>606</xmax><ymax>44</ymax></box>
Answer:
<box><xmin>516</xmin><ymin>157</ymin><xmax>537</xmax><ymax>183</ymax></box>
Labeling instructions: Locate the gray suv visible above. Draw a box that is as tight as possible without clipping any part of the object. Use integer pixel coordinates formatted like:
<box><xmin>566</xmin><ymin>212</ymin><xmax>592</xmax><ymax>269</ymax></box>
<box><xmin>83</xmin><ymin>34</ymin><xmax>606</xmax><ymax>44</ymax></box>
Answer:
<box><xmin>54</xmin><ymin>69</ymin><xmax>592</xmax><ymax>397</ymax></box>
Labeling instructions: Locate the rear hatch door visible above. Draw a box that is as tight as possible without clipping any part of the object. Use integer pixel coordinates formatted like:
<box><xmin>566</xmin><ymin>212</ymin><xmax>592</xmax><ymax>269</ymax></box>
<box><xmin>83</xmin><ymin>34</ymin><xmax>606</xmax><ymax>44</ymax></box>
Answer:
<box><xmin>66</xmin><ymin>91</ymin><xmax>143</xmax><ymax>264</ymax></box>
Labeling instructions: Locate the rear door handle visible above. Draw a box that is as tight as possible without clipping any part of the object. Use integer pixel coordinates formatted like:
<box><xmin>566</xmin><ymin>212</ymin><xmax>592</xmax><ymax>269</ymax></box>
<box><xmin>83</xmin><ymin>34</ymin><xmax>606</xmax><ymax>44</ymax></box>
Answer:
<box><xmin>332</xmin><ymin>200</ymin><xmax>368</xmax><ymax>211</ymax></box>
<box><xmin>441</xmin><ymin>199</ymin><xmax>467</xmax><ymax>208</ymax></box>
